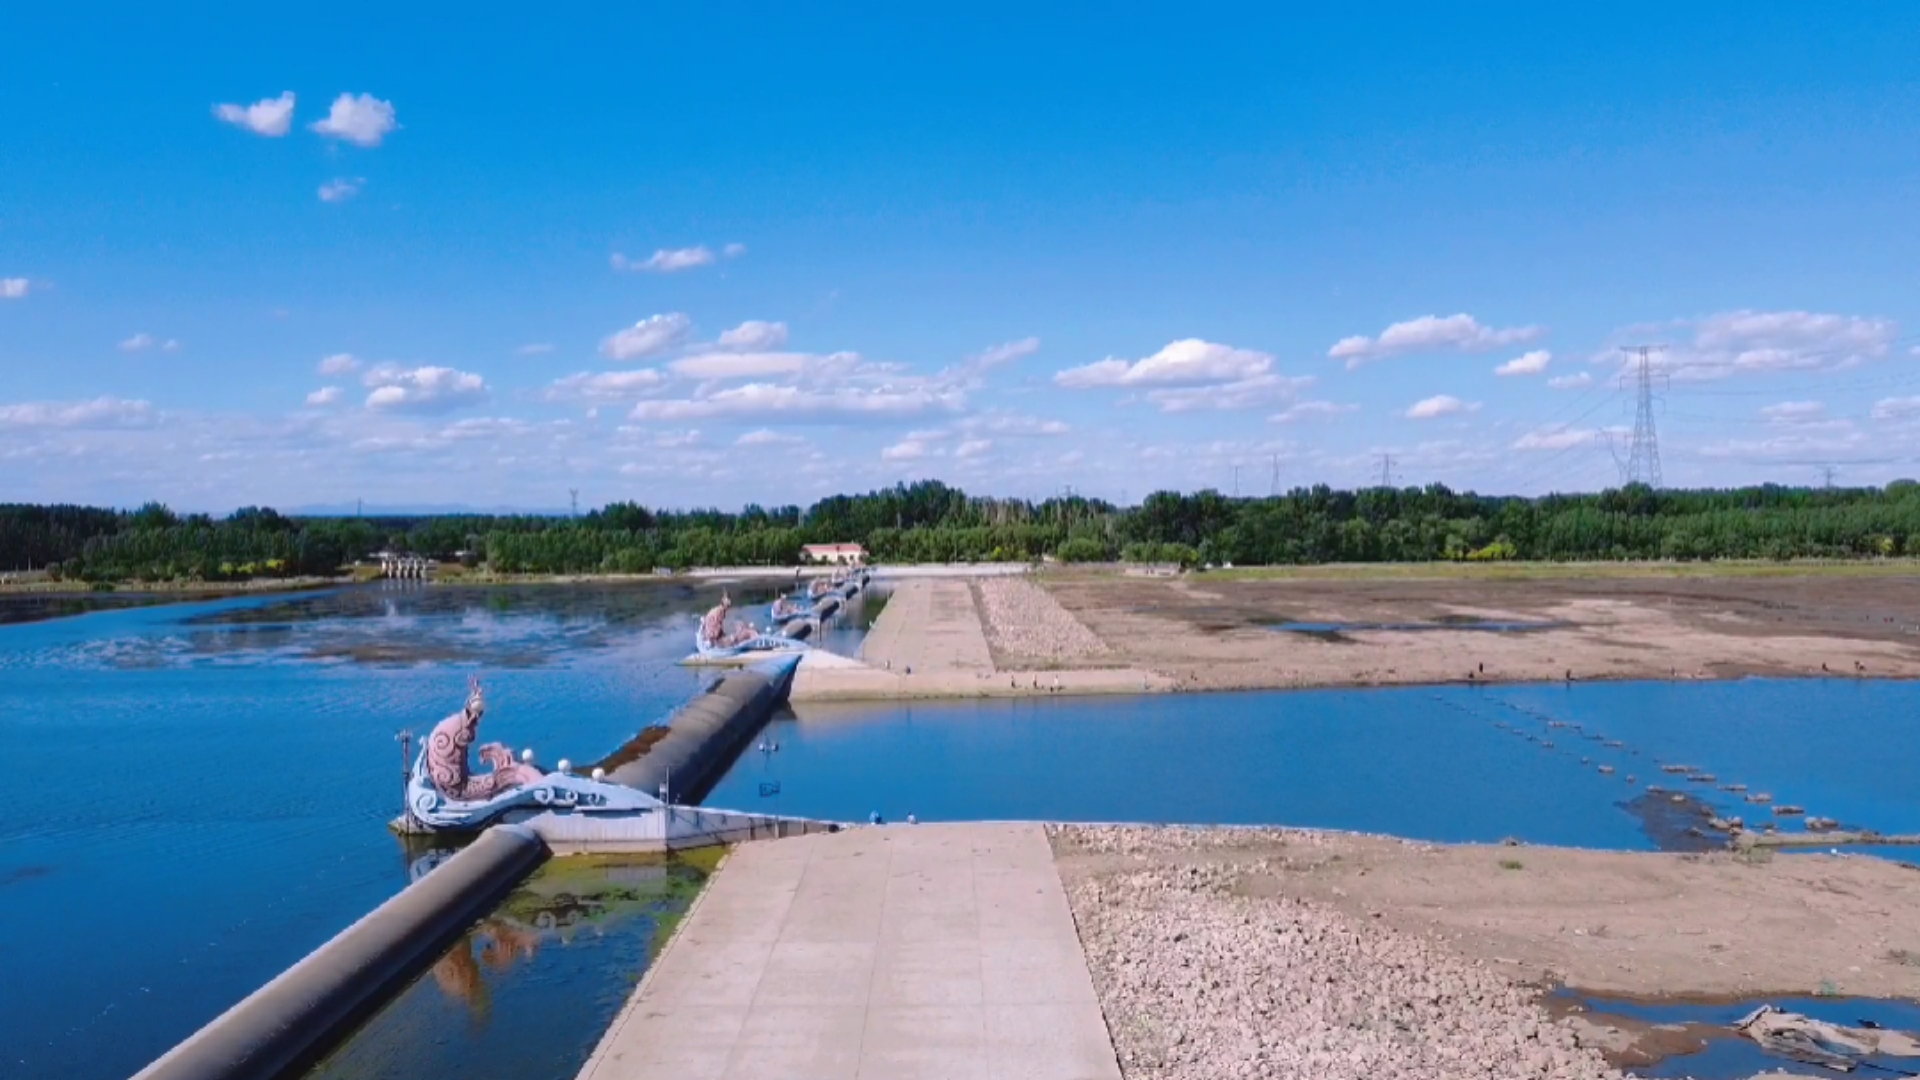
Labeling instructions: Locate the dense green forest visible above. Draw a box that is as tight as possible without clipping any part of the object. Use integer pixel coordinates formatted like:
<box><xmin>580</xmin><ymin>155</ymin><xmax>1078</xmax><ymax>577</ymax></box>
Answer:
<box><xmin>8</xmin><ymin>479</ymin><xmax>1920</xmax><ymax>582</ymax></box>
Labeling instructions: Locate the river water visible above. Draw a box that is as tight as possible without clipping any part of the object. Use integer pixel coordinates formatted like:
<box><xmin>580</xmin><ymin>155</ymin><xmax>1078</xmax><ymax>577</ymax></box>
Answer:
<box><xmin>5</xmin><ymin>585</ymin><xmax>1918</xmax><ymax>1079</ymax></box>
<box><xmin>707</xmin><ymin>678</ymin><xmax>1920</xmax><ymax>851</ymax></box>
<box><xmin>0</xmin><ymin>582</ymin><xmax>750</xmax><ymax>1080</ymax></box>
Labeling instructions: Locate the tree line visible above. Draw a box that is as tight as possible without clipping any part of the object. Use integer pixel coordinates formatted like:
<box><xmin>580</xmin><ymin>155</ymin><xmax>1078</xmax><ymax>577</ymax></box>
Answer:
<box><xmin>8</xmin><ymin>478</ymin><xmax>1920</xmax><ymax>582</ymax></box>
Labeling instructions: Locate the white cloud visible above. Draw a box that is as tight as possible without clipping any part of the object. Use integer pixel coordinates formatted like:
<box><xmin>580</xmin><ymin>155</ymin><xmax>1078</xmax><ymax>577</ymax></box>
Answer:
<box><xmin>516</xmin><ymin>343</ymin><xmax>554</xmax><ymax>356</ymax></box>
<box><xmin>1512</xmin><ymin>426</ymin><xmax>1596</xmax><ymax>450</ymax></box>
<box><xmin>362</xmin><ymin>364</ymin><xmax>488</xmax><ymax>414</ymax></box>
<box><xmin>318</xmin><ymin>177</ymin><xmax>363</xmax><ymax>202</ymax></box>
<box><xmin>722</xmin><ymin>243</ymin><xmax>747</xmax><ymax>259</ymax></box>
<box><xmin>119</xmin><ymin>332</ymin><xmax>156</xmax><ymax>352</ymax></box>
<box><xmin>955</xmin><ymin>439</ymin><xmax>992</xmax><ymax>459</ymax></box>
<box><xmin>213</xmin><ymin>92</ymin><xmax>296</xmax><ymax>137</ymax></box>
<box><xmin>1494</xmin><ymin>349</ymin><xmax>1552</xmax><ymax>376</ymax></box>
<box><xmin>317</xmin><ymin>353</ymin><xmax>361</xmax><ymax>376</ymax></box>
<box><xmin>611</xmin><ymin>247</ymin><xmax>716</xmax><ymax>273</ymax></box>
<box><xmin>1760</xmin><ymin>400</ymin><xmax>1825</xmax><ymax>423</ymax></box>
<box><xmin>1143</xmin><ymin>373</ymin><xmax>1314</xmax><ymax>413</ymax></box>
<box><xmin>306</xmin><ymin>387</ymin><xmax>344</xmax><ymax>407</ymax></box>
<box><xmin>1</xmin><ymin>278</ymin><xmax>30</xmax><ymax>299</ymax></box>
<box><xmin>310</xmin><ymin>93</ymin><xmax>398</xmax><ymax>147</ymax></box>
<box><xmin>717</xmin><ymin>320</ymin><xmax>789</xmax><ymax>351</ymax></box>
<box><xmin>0</xmin><ymin>397</ymin><xmax>153</xmax><ymax>428</ymax></box>
<box><xmin>1872</xmin><ymin>396</ymin><xmax>1920</xmax><ymax>422</ymax></box>
<box><xmin>546</xmin><ymin>369</ymin><xmax>665</xmax><ymax>401</ymax></box>
<box><xmin>1547</xmin><ymin>372</ymin><xmax>1592</xmax><ymax>390</ymax></box>
<box><xmin>162</xmin><ymin>339</ymin><xmax>181</xmax><ymax>352</ymax></box>
<box><xmin>1330</xmin><ymin>314</ymin><xmax>1543</xmax><ymax>367</ymax></box>
<box><xmin>959</xmin><ymin>412</ymin><xmax>1069</xmax><ymax>437</ymax></box>
<box><xmin>669</xmin><ymin>351</ymin><xmax>810</xmax><ymax>379</ymax></box>
<box><xmin>968</xmin><ymin>337</ymin><xmax>1040</xmax><ymax>370</ymax></box>
<box><xmin>1269</xmin><ymin>400</ymin><xmax>1359</xmax><ymax>423</ymax></box>
<box><xmin>1055</xmin><ymin>338</ymin><xmax>1273</xmax><ymax>389</ymax></box>
<box><xmin>882</xmin><ymin>438</ymin><xmax>936</xmax><ymax>461</ymax></box>
<box><xmin>1620</xmin><ymin>310</ymin><xmax>1898</xmax><ymax>380</ymax></box>
<box><xmin>735</xmin><ymin>429</ymin><xmax>803</xmax><ymax>446</ymax></box>
<box><xmin>1404</xmin><ymin>394</ymin><xmax>1479</xmax><ymax>419</ymax></box>
<box><xmin>600</xmin><ymin>314</ymin><xmax>692</xmax><ymax>361</ymax></box>
<box><xmin>631</xmin><ymin>382</ymin><xmax>960</xmax><ymax>422</ymax></box>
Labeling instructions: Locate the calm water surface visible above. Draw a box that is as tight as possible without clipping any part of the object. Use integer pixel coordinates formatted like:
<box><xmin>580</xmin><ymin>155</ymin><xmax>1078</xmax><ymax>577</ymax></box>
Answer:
<box><xmin>0</xmin><ymin>581</ymin><xmax>777</xmax><ymax>1080</ymax></box>
<box><xmin>709</xmin><ymin>678</ymin><xmax>1920</xmax><ymax>850</ymax></box>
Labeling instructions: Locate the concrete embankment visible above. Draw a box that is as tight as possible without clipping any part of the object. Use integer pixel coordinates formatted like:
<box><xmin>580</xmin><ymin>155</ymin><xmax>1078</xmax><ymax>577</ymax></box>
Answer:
<box><xmin>134</xmin><ymin>825</ymin><xmax>548</xmax><ymax>1080</ymax></box>
<box><xmin>791</xmin><ymin>577</ymin><xmax>1167</xmax><ymax>702</ymax></box>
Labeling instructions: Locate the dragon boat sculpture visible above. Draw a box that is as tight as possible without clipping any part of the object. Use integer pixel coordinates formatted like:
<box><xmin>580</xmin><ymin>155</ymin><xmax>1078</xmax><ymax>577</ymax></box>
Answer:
<box><xmin>398</xmin><ymin>679</ymin><xmax>661</xmax><ymax>833</ymax></box>
<box><xmin>683</xmin><ymin>590</ymin><xmax>808</xmax><ymax>665</ymax></box>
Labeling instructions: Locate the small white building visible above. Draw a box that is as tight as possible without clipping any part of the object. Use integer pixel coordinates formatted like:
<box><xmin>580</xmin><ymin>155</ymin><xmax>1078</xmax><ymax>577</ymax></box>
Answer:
<box><xmin>800</xmin><ymin>543</ymin><xmax>866</xmax><ymax>566</ymax></box>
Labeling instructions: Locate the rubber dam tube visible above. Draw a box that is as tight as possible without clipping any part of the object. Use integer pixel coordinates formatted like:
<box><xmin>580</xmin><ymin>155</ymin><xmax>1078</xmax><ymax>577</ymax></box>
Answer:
<box><xmin>133</xmin><ymin>825</ymin><xmax>549</xmax><ymax>1080</ymax></box>
<box><xmin>600</xmin><ymin>658</ymin><xmax>799</xmax><ymax>805</ymax></box>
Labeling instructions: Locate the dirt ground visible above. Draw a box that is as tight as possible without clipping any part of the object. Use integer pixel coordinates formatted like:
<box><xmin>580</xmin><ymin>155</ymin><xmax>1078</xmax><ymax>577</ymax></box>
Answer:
<box><xmin>1033</xmin><ymin>567</ymin><xmax>1920</xmax><ymax>689</ymax></box>
<box><xmin>1053</xmin><ymin>825</ymin><xmax>1920</xmax><ymax>1074</ymax></box>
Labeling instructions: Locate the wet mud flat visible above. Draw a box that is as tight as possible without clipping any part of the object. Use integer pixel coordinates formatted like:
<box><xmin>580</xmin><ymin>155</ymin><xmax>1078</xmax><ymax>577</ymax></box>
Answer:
<box><xmin>1051</xmin><ymin>825</ymin><xmax>1920</xmax><ymax>1080</ymax></box>
<box><xmin>1038</xmin><ymin>569</ymin><xmax>1920</xmax><ymax>690</ymax></box>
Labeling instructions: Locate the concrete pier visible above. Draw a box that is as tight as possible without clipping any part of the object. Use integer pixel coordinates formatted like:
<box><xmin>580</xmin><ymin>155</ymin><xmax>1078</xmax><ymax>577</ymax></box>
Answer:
<box><xmin>577</xmin><ymin>822</ymin><xmax>1121</xmax><ymax>1080</ymax></box>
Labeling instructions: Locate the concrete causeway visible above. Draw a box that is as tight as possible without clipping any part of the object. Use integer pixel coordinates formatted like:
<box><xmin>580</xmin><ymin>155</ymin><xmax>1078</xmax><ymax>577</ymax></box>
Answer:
<box><xmin>577</xmin><ymin>822</ymin><xmax>1122</xmax><ymax>1080</ymax></box>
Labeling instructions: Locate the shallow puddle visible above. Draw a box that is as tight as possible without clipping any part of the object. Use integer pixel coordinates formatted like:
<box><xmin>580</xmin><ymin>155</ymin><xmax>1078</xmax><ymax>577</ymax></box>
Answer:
<box><xmin>1551</xmin><ymin>989</ymin><xmax>1920</xmax><ymax>1078</ymax></box>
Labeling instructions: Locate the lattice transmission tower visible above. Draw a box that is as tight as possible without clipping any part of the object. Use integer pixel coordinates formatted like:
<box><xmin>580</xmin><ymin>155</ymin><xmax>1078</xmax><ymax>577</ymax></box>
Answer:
<box><xmin>1619</xmin><ymin>345</ymin><xmax>1667</xmax><ymax>487</ymax></box>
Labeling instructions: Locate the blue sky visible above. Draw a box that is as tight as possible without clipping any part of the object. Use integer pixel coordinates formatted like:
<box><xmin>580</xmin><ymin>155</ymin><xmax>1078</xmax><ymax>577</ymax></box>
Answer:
<box><xmin>7</xmin><ymin>5</ymin><xmax>1920</xmax><ymax>511</ymax></box>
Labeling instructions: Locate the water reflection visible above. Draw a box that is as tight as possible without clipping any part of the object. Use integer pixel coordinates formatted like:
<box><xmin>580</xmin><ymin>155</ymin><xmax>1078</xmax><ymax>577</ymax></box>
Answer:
<box><xmin>304</xmin><ymin>852</ymin><xmax>719</xmax><ymax>1080</ymax></box>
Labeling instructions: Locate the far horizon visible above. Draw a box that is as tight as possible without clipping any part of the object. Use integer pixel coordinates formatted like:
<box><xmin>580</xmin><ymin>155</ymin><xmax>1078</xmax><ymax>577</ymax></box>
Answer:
<box><xmin>9</xmin><ymin>8</ymin><xmax>1920</xmax><ymax>509</ymax></box>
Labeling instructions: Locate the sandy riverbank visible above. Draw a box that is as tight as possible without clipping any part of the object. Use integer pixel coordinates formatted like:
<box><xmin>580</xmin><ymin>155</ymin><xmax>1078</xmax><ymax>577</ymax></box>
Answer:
<box><xmin>1052</xmin><ymin>824</ymin><xmax>1920</xmax><ymax>1078</ymax></box>
<box><xmin>1035</xmin><ymin>567</ymin><xmax>1920</xmax><ymax>690</ymax></box>
<box><xmin>798</xmin><ymin>564</ymin><xmax>1920</xmax><ymax>702</ymax></box>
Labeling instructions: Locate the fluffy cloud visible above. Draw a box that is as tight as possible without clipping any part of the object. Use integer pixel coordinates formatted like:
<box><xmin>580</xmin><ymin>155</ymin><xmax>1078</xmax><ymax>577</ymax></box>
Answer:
<box><xmin>1872</xmin><ymin>396</ymin><xmax>1920</xmax><ymax>422</ymax></box>
<box><xmin>955</xmin><ymin>439</ymin><xmax>993</xmax><ymax>459</ymax></box>
<box><xmin>1269</xmin><ymin>400</ymin><xmax>1359</xmax><ymax>423</ymax></box>
<box><xmin>1143</xmin><ymin>373</ymin><xmax>1314</xmax><ymax>413</ymax></box>
<box><xmin>968</xmin><ymin>337</ymin><xmax>1040</xmax><ymax>370</ymax></box>
<box><xmin>2</xmin><ymin>278</ymin><xmax>30</xmax><ymax>299</ymax></box>
<box><xmin>545</xmin><ymin>369</ymin><xmax>665</xmax><ymax>401</ymax></box>
<box><xmin>306</xmin><ymin>387</ymin><xmax>344</xmax><ymax>407</ymax></box>
<box><xmin>669</xmin><ymin>351</ymin><xmax>812</xmax><ymax>379</ymax></box>
<box><xmin>1494</xmin><ymin>349</ymin><xmax>1552</xmax><ymax>376</ymax></box>
<box><xmin>1547</xmin><ymin>372</ymin><xmax>1592</xmax><ymax>390</ymax></box>
<box><xmin>960</xmin><ymin>412</ymin><xmax>1069</xmax><ymax>437</ymax></box>
<box><xmin>882</xmin><ymin>438</ymin><xmax>935</xmax><ymax>461</ymax></box>
<box><xmin>318</xmin><ymin>177</ymin><xmax>363</xmax><ymax>202</ymax></box>
<box><xmin>1404</xmin><ymin>394</ymin><xmax>1479</xmax><ymax>419</ymax></box>
<box><xmin>631</xmin><ymin>382</ymin><xmax>960</xmax><ymax>422</ymax></box>
<box><xmin>362</xmin><ymin>364</ymin><xmax>488</xmax><ymax>414</ymax></box>
<box><xmin>722</xmin><ymin>243</ymin><xmax>747</xmax><ymax>258</ymax></box>
<box><xmin>1055</xmin><ymin>338</ymin><xmax>1273</xmax><ymax>389</ymax></box>
<box><xmin>213</xmin><ymin>92</ymin><xmax>296</xmax><ymax>137</ymax></box>
<box><xmin>0</xmin><ymin>397</ymin><xmax>153</xmax><ymax>428</ymax></box>
<box><xmin>611</xmin><ymin>247</ymin><xmax>715</xmax><ymax>273</ymax></box>
<box><xmin>310</xmin><ymin>93</ymin><xmax>398</xmax><ymax>147</ymax></box>
<box><xmin>717</xmin><ymin>320</ymin><xmax>789</xmax><ymax>350</ymax></box>
<box><xmin>600</xmin><ymin>314</ymin><xmax>692</xmax><ymax>361</ymax></box>
<box><xmin>119</xmin><ymin>333</ymin><xmax>155</xmax><ymax>352</ymax></box>
<box><xmin>1513</xmin><ymin>426</ymin><xmax>1596</xmax><ymax>450</ymax></box>
<box><xmin>1760</xmin><ymin>401</ymin><xmax>1825</xmax><ymax>423</ymax></box>
<box><xmin>735</xmin><ymin>429</ymin><xmax>803</xmax><ymax>446</ymax></box>
<box><xmin>1330</xmin><ymin>314</ymin><xmax>1542</xmax><ymax>367</ymax></box>
<box><xmin>1659</xmin><ymin>310</ymin><xmax>1897</xmax><ymax>378</ymax></box>
<box><xmin>317</xmin><ymin>353</ymin><xmax>361</xmax><ymax>376</ymax></box>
